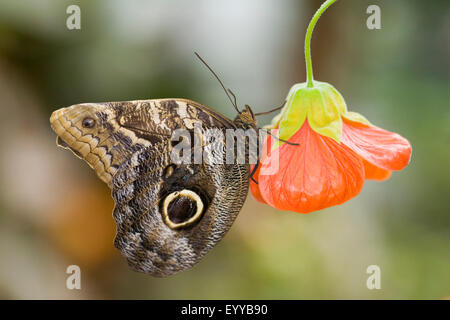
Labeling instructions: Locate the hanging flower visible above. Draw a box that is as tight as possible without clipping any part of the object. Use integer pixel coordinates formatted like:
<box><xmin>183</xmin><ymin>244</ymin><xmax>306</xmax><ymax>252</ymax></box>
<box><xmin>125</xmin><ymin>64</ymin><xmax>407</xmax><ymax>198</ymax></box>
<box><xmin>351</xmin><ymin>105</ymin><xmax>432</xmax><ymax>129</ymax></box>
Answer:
<box><xmin>250</xmin><ymin>0</ymin><xmax>411</xmax><ymax>213</ymax></box>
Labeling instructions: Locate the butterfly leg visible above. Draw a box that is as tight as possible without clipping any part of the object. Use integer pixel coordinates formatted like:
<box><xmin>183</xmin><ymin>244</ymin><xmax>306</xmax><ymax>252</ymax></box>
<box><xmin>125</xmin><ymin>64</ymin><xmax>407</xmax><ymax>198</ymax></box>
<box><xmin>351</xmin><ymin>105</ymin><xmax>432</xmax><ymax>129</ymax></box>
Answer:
<box><xmin>254</xmin><ymin>100</ymin><xmax>286</xmax><ymax>116</ymax></box>
<box><xmin>249</xmin><ymin>159</ymin><xmax>259</xmax><ymax>185</ymax></box>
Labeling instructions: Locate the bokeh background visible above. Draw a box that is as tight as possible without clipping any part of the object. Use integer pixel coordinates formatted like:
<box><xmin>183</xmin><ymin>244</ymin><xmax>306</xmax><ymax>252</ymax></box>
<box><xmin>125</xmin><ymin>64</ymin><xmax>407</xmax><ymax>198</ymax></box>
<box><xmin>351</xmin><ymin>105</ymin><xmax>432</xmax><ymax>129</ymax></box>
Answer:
<box><xmin>0</xmin><ymin>0</ymin><xmax>449</xmax><ymax>299</ymax></box>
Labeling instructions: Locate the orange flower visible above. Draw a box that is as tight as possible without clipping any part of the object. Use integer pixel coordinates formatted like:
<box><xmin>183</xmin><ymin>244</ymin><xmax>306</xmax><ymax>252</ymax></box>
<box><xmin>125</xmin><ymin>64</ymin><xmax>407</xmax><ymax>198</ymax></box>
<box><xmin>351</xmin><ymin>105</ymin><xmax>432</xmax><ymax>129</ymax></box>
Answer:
<box><xmin>250</xmin><ymin>114</ymin><xmax>411</xmax><ymax>213</ymax></box>
<box><xmin>250</xmin><ymin>0</ymin><xmax>412</xmax><ymax>213</ymax></box>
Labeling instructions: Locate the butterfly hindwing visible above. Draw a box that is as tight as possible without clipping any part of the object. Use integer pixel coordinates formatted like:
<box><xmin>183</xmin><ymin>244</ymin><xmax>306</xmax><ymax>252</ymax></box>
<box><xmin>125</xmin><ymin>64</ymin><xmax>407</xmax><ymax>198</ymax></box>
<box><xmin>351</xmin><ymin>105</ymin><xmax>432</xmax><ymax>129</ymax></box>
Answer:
<box><xmin>110</xmin><ymin>99</ymin><xmax>249</xmax><ymax>276</ymax></box>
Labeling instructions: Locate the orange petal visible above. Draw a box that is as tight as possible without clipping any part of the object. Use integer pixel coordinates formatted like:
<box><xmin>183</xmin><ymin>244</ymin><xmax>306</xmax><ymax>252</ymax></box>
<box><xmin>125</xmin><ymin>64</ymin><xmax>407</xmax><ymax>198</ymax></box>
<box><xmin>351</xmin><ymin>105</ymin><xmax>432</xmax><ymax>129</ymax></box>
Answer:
<box><xmin>363</xmin><ymin>159</ymin><xmax>392</xmax><ymax>181</ymax></box>
<box><xmin>341</xmin><ymin>117</ymin><xmax>411</xmax><ymax>171</ymax></box>
<box><xmin>258</xmin><ymin>122</ymin><xmax>365</xmax><ymax>213</ymax></box>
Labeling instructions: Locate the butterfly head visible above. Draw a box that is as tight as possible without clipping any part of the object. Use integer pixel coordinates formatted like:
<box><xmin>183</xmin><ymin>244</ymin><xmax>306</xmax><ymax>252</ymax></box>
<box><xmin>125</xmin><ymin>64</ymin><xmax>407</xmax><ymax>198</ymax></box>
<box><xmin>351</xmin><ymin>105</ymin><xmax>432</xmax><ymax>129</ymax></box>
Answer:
<box><xmin>234</xmin><ymin>104</ymin><xmax>257</xmax><ymax>129</ymax></box>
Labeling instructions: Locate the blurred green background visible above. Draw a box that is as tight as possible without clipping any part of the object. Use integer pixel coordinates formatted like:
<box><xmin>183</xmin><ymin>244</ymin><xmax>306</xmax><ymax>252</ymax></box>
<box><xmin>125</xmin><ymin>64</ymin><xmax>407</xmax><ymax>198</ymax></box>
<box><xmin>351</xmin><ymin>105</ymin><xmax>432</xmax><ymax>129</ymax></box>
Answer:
<box><xmin>0</xmin><ymin>0</ymin><xmax>448</xmax><ymax>299</ymax></box>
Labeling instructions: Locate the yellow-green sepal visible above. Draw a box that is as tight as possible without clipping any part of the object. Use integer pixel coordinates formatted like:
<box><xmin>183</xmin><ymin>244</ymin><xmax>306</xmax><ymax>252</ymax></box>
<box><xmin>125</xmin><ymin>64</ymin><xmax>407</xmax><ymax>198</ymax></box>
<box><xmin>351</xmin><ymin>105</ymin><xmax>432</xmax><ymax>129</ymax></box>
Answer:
<box><xmin>273</xmin><ymin>83</ymin><xmax>308</xmax><ymax>148</ymax></box>
<box><xmin>273</xmin><ymin>81</ymin><xmax>346</xmax><ymax>148</ymax></box>
<box><xmin>306</xmin><ymin>81</ymin><xmax>344</xmax><ymax>143</ymax></box>
<box><xmin>342</xmin><ymin>111</ymin><xmax>371</xmax><ymax>125</ymax></box>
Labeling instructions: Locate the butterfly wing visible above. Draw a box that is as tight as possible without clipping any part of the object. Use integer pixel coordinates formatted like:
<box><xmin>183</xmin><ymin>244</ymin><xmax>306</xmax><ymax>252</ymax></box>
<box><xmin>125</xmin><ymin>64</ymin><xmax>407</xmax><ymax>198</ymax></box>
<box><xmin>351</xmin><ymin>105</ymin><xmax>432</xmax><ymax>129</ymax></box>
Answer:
<box><xmin>50</xmin><ymin>98</ymin><xmax>248</xmax><ymax>276</ymax></box>
<box><xmin>111</xmin><ymin>99</ymin><xmax>249</xmax><ymax>276</ymax></box>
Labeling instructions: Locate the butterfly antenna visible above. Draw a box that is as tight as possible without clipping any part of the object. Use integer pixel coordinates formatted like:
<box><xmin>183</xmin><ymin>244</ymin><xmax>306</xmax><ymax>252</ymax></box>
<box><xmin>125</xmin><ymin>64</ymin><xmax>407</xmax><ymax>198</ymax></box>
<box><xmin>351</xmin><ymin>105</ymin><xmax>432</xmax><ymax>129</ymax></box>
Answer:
<box><xmin>227</xmin><ymin>89</ymin><xmax>238</xmax><ymax>109</ymax></box>
<box><xmin>194</xmin><ymin>52</ymin><xmax>241</xmax><ymax>114</ymax></box>
<box><xmin>254</xmin><ymin>100</ymin><xmax>286</xmax><ymax>116</ymax></box>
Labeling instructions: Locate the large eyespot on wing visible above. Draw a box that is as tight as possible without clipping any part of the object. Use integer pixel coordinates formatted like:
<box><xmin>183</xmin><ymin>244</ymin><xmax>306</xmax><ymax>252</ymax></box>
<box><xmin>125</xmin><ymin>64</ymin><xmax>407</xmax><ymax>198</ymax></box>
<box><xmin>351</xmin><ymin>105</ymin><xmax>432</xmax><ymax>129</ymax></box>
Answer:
<box><xmin>111</xmin><ymin>143</ymin><xmax>249</xmax><ymax>277</ymax></box>
<box><xmin>161</xmin><ymin>189</ymin><xmax>205</xmax><ymax>229</ymax></box>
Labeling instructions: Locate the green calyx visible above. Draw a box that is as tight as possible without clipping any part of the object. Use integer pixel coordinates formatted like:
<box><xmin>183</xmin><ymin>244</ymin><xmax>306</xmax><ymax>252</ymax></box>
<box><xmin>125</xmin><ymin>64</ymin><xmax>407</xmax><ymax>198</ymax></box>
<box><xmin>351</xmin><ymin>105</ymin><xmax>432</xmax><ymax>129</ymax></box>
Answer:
<box><xmin>269</xmin><ymin>81</ymin><xmax>370</xmax><ymax>148</ymax></box>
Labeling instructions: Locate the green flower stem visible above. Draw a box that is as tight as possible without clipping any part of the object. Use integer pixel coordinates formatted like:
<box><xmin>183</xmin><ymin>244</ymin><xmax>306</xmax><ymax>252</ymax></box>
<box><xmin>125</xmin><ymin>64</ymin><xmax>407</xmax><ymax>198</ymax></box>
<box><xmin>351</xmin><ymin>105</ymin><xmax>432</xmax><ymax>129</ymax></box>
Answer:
<box><xmin>305</xmin><ymin>0</ymin><xmax>338</xmax><ymax>88</ymax></box>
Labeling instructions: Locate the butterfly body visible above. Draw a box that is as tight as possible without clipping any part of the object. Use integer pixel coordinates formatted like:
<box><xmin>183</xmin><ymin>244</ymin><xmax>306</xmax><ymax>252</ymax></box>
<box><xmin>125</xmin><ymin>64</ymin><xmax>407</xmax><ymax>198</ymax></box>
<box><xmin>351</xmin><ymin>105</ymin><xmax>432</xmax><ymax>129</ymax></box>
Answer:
<box><xmin>50</xmin><ymin>98</ymin><xmax>256</xmax><ymax>276</ymax></box>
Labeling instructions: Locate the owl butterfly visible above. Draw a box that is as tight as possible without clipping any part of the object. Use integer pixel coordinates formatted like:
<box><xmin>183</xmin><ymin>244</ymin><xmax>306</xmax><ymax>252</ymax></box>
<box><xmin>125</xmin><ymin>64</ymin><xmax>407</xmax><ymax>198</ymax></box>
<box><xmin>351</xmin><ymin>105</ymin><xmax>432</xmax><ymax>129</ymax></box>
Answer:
<box><xmin>50</xmin><ymin>54</ymin><xmax>288</xmax><ymax>276</ymax></box>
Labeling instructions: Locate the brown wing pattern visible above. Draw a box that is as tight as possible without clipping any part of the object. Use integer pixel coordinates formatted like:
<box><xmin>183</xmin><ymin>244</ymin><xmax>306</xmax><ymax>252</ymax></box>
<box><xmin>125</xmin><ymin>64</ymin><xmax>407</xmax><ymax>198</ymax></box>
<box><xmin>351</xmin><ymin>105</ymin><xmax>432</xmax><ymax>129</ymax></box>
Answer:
<box><xmin>110</xmin><ymin>99</ymin><xmax>249</xmax><ymax>276</ymax></box>
<box><xmin>50</xmin><ymin>98</ymin><xmax>250</xmax><ymax>276</ymax></box>
<box><xmin>112</xmin><ymin>142</ymin><xmax>249</xmax><ymax>276</ymax></box>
